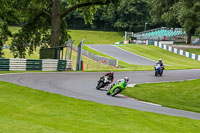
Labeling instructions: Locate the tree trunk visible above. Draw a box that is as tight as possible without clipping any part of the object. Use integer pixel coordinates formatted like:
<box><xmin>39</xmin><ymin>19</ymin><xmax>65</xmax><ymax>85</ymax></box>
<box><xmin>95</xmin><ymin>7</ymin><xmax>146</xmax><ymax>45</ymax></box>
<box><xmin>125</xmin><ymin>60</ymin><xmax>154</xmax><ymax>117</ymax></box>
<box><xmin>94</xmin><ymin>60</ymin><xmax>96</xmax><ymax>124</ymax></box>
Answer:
<box><xmin>51</xmin><ymin>0</ymin><xmax>60</xmax><ymax>47</ymax></box>
<box><xmin>187</xmin><ymin>30</ymin><xmax>192</xmax><ymax>44</ymax></box>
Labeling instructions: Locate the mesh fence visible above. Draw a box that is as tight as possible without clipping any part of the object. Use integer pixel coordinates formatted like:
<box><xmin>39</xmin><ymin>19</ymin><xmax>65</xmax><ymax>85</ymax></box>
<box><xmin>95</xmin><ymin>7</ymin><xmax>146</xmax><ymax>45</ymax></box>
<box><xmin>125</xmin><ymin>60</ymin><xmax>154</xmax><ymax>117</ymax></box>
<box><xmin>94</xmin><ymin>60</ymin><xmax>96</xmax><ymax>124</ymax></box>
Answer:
<box><xmin>66</xmin><ymin>43</ymin><xmax>118</xmax><ymax>67</ymax></box>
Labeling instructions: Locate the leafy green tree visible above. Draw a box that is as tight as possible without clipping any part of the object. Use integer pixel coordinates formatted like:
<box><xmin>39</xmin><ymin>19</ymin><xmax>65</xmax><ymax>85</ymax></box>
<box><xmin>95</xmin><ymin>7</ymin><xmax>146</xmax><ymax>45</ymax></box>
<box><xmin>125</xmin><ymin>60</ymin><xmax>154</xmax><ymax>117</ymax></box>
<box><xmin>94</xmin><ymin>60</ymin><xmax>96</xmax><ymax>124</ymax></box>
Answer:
<box><xmin>150</xmin><ymin>0</ymin><xmax>200</xmax><ymax>44</ymax></box>
<box><xmin>99</xmin><ymin>0</ymin><xmax>150</xmax><ymax>32</ymax></box>
<box><xmin>118</xmin><ymin>0</ymin><xmax>150</xmax><ymax>32</ymax></box>
<box><xmin>0</xmin><ymin>0</ymin><xmax>13</xmax><ymax>57</ymax></box>
<box><xmin>7</xmin><ymin>0</ymin><xmax>118</xmax><ymax>58</ymax></box>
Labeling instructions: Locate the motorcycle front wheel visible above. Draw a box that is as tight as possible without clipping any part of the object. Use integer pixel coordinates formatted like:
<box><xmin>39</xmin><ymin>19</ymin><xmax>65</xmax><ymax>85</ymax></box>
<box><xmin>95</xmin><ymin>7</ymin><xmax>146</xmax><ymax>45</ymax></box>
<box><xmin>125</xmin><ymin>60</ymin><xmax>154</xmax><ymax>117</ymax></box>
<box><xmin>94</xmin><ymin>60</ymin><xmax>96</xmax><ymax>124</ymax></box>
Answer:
<box><xmin>160</xmin><ymin>71</ymin><xmax>163</xmax><ymax>76</ymax></box>
<box><xmin>155</xmin><ymin>71</ymin><xmax>158</xmax><ymax>76</ymax></box>
<box><xmin>111</xmin><ymin>88</ymin><xmax>121</xmax><ymax>97</ymax></box>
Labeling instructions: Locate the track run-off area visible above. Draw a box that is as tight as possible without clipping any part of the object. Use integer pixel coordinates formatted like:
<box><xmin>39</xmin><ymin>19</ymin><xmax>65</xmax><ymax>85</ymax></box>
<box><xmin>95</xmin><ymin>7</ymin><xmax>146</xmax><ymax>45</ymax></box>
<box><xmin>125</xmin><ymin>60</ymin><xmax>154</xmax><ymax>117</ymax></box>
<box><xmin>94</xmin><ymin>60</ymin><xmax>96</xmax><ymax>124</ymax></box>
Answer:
<box><xmin>1</xmin><ymin>69</ymin><xmax>200</xmax><ymax>120</ymax></box>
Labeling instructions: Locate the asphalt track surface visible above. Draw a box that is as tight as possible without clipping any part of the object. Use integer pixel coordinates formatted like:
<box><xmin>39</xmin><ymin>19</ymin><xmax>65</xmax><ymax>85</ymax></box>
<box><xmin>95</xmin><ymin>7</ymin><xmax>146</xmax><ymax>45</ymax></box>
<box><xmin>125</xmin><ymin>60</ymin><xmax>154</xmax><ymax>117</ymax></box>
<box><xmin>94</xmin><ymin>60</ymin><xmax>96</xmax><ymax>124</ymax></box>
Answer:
<box><xmin>86</xmin><ymin>44</ymin><xmax>156</xmax><ymax>65</ymax></box>
<box><xmin>1</xmin><ymin>69</ymin><xmax>200</xmax><ymax>120</ymax></box>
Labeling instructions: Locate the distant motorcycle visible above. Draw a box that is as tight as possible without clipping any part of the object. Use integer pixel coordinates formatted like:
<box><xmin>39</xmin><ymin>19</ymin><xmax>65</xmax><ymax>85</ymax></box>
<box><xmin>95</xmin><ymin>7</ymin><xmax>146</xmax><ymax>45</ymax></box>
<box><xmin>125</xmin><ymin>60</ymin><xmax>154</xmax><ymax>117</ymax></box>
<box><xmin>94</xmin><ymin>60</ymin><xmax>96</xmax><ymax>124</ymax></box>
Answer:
<box><xmin>107</xmin><ymin>80</ymin><xmax>127</xmax><ymax>97</ymax></box>
<box><xmin>154</xmin><ymin>64</ymin><xmax>163</xmax><ymax>76</ymax></box>
<box><xmin>96</xmin><ymin>76</ymin><xmax>111</xmax><ymax>90</ymax></box>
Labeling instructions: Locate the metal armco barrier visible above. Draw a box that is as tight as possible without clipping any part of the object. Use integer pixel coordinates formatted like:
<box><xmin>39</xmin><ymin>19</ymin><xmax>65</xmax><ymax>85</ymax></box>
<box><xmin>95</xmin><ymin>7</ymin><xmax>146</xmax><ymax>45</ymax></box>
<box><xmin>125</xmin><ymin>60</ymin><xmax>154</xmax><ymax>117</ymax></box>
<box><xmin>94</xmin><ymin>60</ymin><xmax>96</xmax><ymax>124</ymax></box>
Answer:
<box><xmin>9</xmin><ymin>58</ymin><xmax>26</xmax><ymax>71</ymax></box>
<box><xmin>57</xmin><ymin>60</ymin><xmax>67</xmax><ymax>71</ymax></box>
<box><xmin>42</xmin><ymin>59</ymin><xmax>58</xmax><ymax>71</ymax></box>
<box><xmin>0</xmin><ymin>58</ymin><xmax>72</xmax><ymax>71</ymax></box>
<box><xmin>0</xmin><ymin>58</ymin><xmax>9</xmax><ymax>71</ymax></box>
<box><xmin>66</xmin><ymin>60</ymin><xmax>72</xmax><ymax>70</ymax></box>
<box><xmin>27</xmin><ymin>59</ymin><xmax>42</xmax><ymax>71</ymax></box>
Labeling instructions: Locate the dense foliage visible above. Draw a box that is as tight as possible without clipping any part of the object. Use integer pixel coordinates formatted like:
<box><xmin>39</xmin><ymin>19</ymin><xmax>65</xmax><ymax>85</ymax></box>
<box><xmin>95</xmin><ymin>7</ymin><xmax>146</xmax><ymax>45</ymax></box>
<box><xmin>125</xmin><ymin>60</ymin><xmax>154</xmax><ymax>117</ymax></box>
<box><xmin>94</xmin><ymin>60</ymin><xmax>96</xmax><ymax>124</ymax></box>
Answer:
<box><xmin>1</xmin><ymin>0</ymin><xmax>119</xmax><ymax>58</ymax></box>
<box><xmin>150</xmin><ymin>0</ymin><xmax>200</xmax><ymax>43</ymax></box>
<box><xmin>0</xmin><ymin>0</ymin><xmax>200</xmax><ymax>57</ymax></box>
<box><xmin>0</xmin><ymin>0</ymin><xmax>13</xmax><ymax>57</ymax></box>
<box><xmin>67</xmin><ymin>0</ymin><xmax>151</xmax><ymax>32</ymax></box>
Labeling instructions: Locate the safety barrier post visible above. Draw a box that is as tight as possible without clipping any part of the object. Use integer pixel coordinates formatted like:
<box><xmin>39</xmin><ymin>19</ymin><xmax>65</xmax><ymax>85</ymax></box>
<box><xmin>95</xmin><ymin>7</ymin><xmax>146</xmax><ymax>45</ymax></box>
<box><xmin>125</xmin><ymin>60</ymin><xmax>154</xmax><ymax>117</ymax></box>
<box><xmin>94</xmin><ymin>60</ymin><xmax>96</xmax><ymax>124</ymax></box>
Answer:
<box><xmin>81</xmin><ymin>60</ymin><xmax>84</xmax><ymax>71</ymax></box>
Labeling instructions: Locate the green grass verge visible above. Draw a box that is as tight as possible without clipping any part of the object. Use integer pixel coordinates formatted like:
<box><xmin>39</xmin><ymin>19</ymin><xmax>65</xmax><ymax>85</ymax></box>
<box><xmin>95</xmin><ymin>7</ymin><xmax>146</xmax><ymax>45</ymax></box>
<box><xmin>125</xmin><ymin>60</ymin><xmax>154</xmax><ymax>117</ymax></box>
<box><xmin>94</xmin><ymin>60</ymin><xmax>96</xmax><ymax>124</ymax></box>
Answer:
<box><xmin>70</xmin><ymin>30</ymin><xmax>123</xmax><ymax>45</ymax></box>
<box><xmin>119</xmin><ymin>45</ymin><xmax>200</xmax><ymax>70</ymax></box>
<box><xmin>7</xmin><ymin>27</ymin><xmax>123</xmax><ymax>46</ymax></box>
<box><xmin>0</xmin><ymin>81</ymin><xmax>200</xmax><ymax>132</ymax></box>
<box><xmin>2</xmin><ymin>49</ymin><xmax>39</xmax><ymax>59</ymax></box>
<box><xmin>184</xmin><ymin>48</ymin><xmax>200</xmax><ymax>55</ymax></box>
<box><xmin>122</xmin><ymin>79</ymin><xmax>200</xmax><ymax>113</ymax></box>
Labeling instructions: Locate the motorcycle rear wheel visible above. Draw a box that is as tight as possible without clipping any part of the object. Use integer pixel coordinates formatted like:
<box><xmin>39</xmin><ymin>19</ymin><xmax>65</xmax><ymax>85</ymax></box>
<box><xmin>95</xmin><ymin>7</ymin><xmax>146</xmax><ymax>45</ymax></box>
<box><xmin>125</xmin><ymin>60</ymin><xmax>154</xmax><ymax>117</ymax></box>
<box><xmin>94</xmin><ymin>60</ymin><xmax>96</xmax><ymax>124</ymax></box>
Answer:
<box><xmin>96</xmin><ymin>82</ymin><xmax>104</xmax><ymax>90</ymax></box>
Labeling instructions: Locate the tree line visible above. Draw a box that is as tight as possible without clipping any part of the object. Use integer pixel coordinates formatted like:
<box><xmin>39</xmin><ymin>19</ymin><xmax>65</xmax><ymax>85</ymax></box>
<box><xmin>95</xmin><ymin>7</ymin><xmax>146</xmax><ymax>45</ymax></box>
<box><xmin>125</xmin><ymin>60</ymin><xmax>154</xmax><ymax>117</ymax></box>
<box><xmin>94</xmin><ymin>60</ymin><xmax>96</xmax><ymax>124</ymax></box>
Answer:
<box><xmin>0</xmin><ymin>0</ymin><xmax>200</xmax><ymax>58</ymax></box>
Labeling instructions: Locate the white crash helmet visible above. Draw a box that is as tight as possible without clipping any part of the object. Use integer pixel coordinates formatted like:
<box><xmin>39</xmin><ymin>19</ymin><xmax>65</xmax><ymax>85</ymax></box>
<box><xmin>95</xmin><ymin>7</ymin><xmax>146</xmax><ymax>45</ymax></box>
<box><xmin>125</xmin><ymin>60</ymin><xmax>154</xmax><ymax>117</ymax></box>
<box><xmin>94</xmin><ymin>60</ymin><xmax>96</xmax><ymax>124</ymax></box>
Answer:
<box><xmin>124</xmin><ymin>77</ymin><xmax>129</xmax><ymax>82</ymax></box>
<box><xmin>159</xmin><ymin>58</ymin><xmax>162</xmax><ymax>63</ymax></box>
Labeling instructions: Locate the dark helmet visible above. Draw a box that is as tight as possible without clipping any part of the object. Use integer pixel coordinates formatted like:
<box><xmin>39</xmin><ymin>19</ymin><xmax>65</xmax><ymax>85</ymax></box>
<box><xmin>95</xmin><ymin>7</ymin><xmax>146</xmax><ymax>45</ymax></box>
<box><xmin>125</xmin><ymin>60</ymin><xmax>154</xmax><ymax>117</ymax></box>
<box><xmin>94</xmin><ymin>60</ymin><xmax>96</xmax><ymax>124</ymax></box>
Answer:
<box><xmin>110</xmin><ymin>71</ymin><xmax>114</xmax><ymax>75</ymax></box>
<box><xmin>124</xmin><ymin>77</ymin><xmax>129</xmax><ymax>82</ymax></box>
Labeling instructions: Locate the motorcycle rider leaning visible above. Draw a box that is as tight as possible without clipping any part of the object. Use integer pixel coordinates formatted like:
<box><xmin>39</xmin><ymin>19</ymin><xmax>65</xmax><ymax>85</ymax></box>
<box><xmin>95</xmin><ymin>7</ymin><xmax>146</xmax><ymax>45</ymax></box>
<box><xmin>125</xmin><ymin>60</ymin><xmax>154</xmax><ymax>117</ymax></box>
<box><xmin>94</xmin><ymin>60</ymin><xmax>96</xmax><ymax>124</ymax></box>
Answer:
<box><xmin>103</xmin><ymin>71</ymin><xmax>114</xmax><ymax>83</ymax></box>
<box><xmin>156</xmin><ymin>58</ymin><xmax>165</xmax><ymax>70</ymax></box>
<box><xmin>109</xmin><ymin>77</ymin><xmax>129</xmax><ymax>89</ymax></box>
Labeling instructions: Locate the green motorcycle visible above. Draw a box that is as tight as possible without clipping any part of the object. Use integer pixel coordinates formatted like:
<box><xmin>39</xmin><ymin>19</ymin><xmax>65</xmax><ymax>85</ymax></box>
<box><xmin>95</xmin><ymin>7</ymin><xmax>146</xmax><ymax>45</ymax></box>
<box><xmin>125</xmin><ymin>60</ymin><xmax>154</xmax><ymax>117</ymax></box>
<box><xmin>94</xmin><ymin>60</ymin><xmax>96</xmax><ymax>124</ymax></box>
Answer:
<box><xmin>107</xmin><ymin>78</ymin><xmax>128</xmax><ymax>97</ymax></box>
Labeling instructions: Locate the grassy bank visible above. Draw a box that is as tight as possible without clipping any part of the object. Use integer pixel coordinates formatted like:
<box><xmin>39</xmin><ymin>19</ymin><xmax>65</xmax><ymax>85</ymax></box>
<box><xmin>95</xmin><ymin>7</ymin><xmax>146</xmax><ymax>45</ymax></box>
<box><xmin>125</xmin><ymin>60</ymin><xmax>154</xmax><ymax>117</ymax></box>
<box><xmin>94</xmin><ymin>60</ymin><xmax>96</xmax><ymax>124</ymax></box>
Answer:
<box><xmin>7</xmin><ymin>27</ymin><xmax>123</xmax><ymax>46</ymax></box>
<box><xmin>2</xmin><ymin>49</ymin><xmax>40</xmax><ymax>59</ymax></box>
<box><xmin>0</xmin><ymin>81</ymin><xmax>200</xmax><ymax>132</ymax></box>
<box><xmin>184</xmin><ymin>48</ymin><xmax>200</xmax><ymax>55</ymax></box>
<box><xmin>119</xmin><ymin>45</ymin><xmax>200</xmax><ymax>70</ymax></box>
<box><xmin>69</xmin><ymin>30</ymin><xmax>123</xmax><ymax>45</ymax></box>
<box><xmin>122</xmin><ymin>79</ymin><xmax>200</xmax><ymax>113</ymax></box>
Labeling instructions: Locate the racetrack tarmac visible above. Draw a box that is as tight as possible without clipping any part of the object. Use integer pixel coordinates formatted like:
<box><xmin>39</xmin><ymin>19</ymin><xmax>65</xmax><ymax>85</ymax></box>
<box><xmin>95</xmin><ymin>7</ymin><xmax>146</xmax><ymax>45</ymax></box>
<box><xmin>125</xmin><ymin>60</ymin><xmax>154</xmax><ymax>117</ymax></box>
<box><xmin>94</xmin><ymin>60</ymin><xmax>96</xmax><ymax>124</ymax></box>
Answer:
<box><xmin>86</xmin><ymin>44</ymin><xmax>156</xmax><ymax>65</ymax></box>
<box><xmin>1</xmin><ymin>69</ymin><xmax>200</xmax><ymax>120</ymax></box>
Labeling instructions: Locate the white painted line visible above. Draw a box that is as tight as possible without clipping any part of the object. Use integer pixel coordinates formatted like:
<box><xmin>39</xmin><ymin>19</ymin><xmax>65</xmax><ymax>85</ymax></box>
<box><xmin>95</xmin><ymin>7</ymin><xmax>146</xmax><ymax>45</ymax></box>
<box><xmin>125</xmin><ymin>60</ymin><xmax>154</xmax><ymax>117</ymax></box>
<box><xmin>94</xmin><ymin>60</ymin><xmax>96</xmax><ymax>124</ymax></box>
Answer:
<box><xmin>127</xmin><ymin>84</ymin><xmax>136</xmax><ymax>87</ymax></box>
<box><xmin>136</xmin><ymin>100</ymin><xmax>162</xmax><ymax>107</ymax></box>
<box><xmin>0</xmin><ymin>73</ymin><xmax>22</xmax><ymax>76</ymax></box>
<box><xmin>116</xmin><ymin>46</ymin><xmax>171</xmax><ymax>66</ymax></box>
<box><xmin>87</xmin><ymin>45</ymin><xmax>157</xmax><ymax>65</ymax></box>
<box><xmin>133</xmin><ymin>78</ymin><xmax>198</xmax><ymax>85</ymax></box>
<box><xmin>86</xmin><ymin>45</ymin><xmax>112</xmax><ymax>58</ymax></box>
<box><xmin>115</xmin><ymin>46</ymin><xmax>157</xmax><ymax>63</ymax></box>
